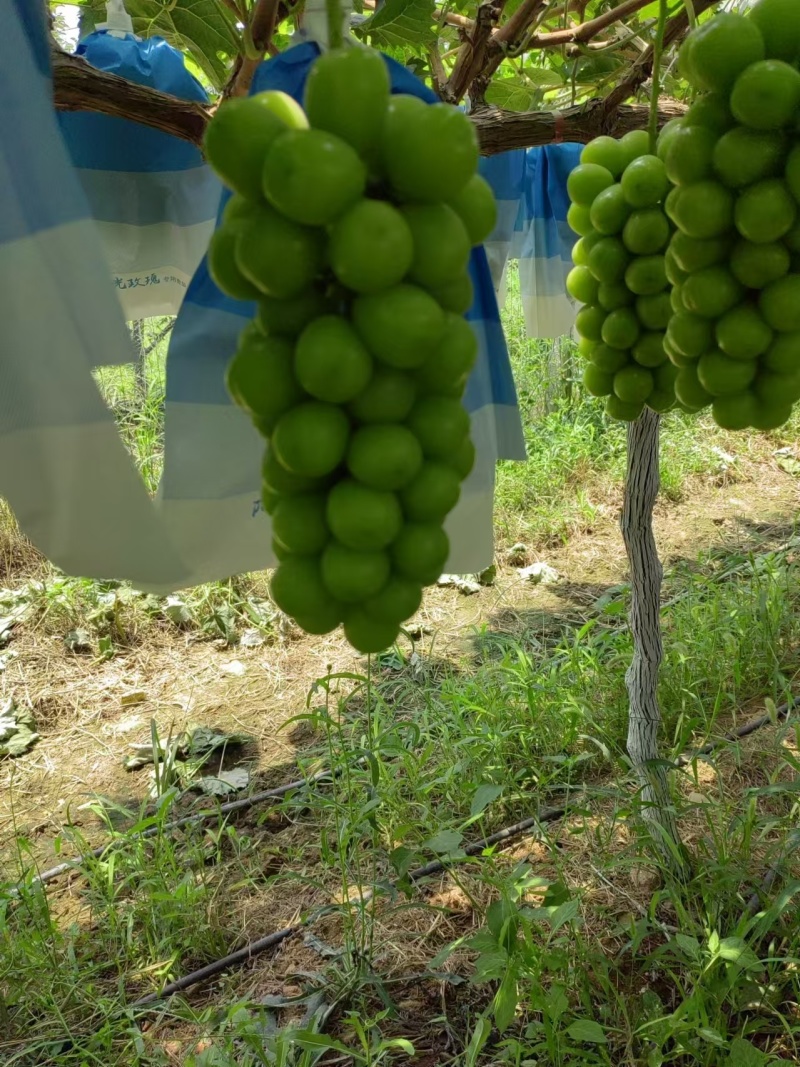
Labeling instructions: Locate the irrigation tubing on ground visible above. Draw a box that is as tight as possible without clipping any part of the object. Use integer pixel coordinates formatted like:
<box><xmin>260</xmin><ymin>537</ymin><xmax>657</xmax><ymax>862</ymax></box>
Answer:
<box><xmin>25</xmin><ymin>695</ymin><xmax>800</xmax><ymax>1012</ymax></box>
<box><xmin>745</xmin><ymin>828</ymin><xmax>800</xmax><ymax>919</ymax></box>
<box><xmin>12</xmin><ymin>697</ymin><xmax>796</xmax><ymax>896</ymax></box>
<box><xmin>129</xmin><ymin>803</ymin><xmax>570</xmax><ymax>1009</ymax></box>
<box><xmin>673</xmin><ymin>696</ymin><xmax>798</xmax><ymax>769</ymax></box>
<box><xmin>9</xmin><ymin>766</ymin><xmax>340</xmax><ymax>895</ymax></box>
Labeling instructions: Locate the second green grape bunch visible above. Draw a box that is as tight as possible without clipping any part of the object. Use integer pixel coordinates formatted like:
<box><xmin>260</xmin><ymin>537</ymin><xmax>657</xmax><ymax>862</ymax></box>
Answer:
<box><xmin>567</xmin><ymin>130</ymin><xmax>678</xmax><ymax>423</ymax></box>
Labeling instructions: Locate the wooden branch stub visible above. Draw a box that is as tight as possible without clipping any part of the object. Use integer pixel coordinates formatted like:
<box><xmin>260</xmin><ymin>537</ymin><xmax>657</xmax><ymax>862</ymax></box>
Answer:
<box><xmin>231</xmin><ymin>0</ymin><xmax>282</xmax><ymax>97</ymax></box>
<box><xmin>470</xmin><ymin>0</ymin><xmax>547</xmax><ymax>103</ymax></box>
<box><xmin>493</xmin><ymin>0</ymin><xmax>547</xmax><ymax>45</ymax></box>
<box><xmin>428</xmin><ymin>45</ymin><xmax>449</xmax><ymax>100</ymax></box>
<box><xmin>444</xmin><ymin>0</ymin><xmax>507</xmax><ymax>104</ymax></box>
<box><xmin>251</xmin><ymin>0</ymin><xmax>281</xmax><ymax>49</ymax></box>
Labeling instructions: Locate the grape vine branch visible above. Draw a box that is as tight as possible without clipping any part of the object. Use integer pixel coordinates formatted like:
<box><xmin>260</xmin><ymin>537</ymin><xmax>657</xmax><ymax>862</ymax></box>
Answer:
<box><xmin>49</xmin><ymin>0</ymin><xmax>709</xmax><ymax>154</ymax></box>
<box><xmin>51</xmin><ymin>47</ymin><xmax>686</xmax><ymax>155</ymax></box>
<box><xmin>602</xmin><ymin>0</ymin><xmax>715</xmax><ymax>114</ymax></box>
<box><xmin>229</xmin><ymin>0</ymin><xmax>283</xmax><ymax>96</ymax></box>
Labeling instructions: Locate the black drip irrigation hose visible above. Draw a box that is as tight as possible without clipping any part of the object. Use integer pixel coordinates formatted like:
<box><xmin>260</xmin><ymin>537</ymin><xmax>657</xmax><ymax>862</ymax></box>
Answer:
<box><xmin>127</xmin><ymin>692</ymin><xmax>800</xmax><ymax>1011</ymax></box>
<box><xmin>9</xmin><ymin>766</ymin><xmax>339</xmax><ymax>896</ymax></box>
<box><xmin>130</xmin><ymin>803</ymin><xmax>569</xmax><ymax>1009</ymax></box>
<box><xmin>673</xmin><ymin>696</ymin><xmax>798</xmax><ymax>769</ymax></box>
<box><xmin>10</xmin><ymin>698</ymin><xmax>796</xmax><ymax>897</ymax></box>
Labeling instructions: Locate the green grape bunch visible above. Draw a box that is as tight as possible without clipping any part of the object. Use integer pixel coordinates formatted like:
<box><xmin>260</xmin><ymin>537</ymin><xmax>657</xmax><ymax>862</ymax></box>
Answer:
<box><xmin>567</xmin><ymin>131</ymin><xmax>679</xmax><ymax>423</ymax></box>
<box><xmin>201</xmin><ymin>46</ymin><xmax>497</xmax><ymax>654</ymax></box>
<box><xmin>660</xmin><ymin>0</ymin><xmax>800</xmax><ymax>431</ymax></box>
<box><xmin>566</xmin><ymin>0</ymin><xmax>800</xmax><ymax>432</ymax></box>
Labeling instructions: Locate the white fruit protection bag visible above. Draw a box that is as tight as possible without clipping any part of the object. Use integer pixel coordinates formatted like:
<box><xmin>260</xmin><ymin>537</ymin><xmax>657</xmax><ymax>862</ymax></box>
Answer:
<box><xmin>58</xmin><ymin>23</ymin><xmax>221</xmax><ymax>321</ymax></box>
<box><xmin>0</xmin><ymin>1</ymin><xmax>190</xmax><ymax>589</ymax></box>
<box><xmin>480</xmin><ymin>142</ymin><xmax>582</xmax><ymax>337</ymax></box>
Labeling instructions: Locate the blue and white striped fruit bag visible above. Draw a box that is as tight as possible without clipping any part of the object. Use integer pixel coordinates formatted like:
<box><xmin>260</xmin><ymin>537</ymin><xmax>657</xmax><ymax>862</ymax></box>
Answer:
<box><xmin>58</xmin><ymin>31</ymin><xmax>221</xmax><ymax>320</ymax></box>
<box><xmin>160</xmin><ymin>40</ymin><xmax>525</xmax><ymax>587</ymax></box>
<box><xmin>0</xmin><ymin>1</ymin><xmax>189</xmax><ymax>588</ymax></box>
<box><xmin>479</xmin><ymin>148</ymin><xmax>527</xmax><ymax>300</ymax></box>
<box><xmin>481</xmin><ymin>144</ymin><xmax>581</xmax><ymax>337</ymax></box>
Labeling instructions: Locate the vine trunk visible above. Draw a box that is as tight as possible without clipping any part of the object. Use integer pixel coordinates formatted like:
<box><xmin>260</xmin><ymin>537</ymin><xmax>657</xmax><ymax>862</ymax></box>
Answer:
<box><xmin>623</xmin><ymin>408</ymin><xmax>689</xmax><ymax>878</ymax></box>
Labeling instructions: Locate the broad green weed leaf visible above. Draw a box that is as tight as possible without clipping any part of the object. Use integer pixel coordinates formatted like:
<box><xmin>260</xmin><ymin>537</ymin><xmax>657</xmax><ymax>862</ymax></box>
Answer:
<box><xmin>493</xmin><ymin>968</ymin><xmax>518</xmax><ymax>1032</ymax></box>
<box><xmin>424</xmin><ymin>828</ymin><xmax>464</xmax><ymax>854</ymax></box>
<box><xmin>717</xmin><ymin>936</ymin><xmax>760</xmax><ymax>972</ymax></box>
<box><xmin>470</xmin><ymin>783</ymin><xmax>503</xmax><ymax>817</ymax></box>
<box><xmin>725</xmin><ymin>1037</ymin><xmax>769</xmax><ymax>1067</ymax></box>
<box><xmin>566</xmin><ymin>1019</ymin><xmax>607</xmax><ymax>1044</ymax></box>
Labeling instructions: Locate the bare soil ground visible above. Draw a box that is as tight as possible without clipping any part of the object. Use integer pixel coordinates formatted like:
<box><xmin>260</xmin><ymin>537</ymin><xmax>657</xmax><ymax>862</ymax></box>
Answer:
<box><xmin>140</xmin><ymin>705</ymin><xmax>800</xmax><ymax>1066</ymax></box>
<box><xmin>1</xmin><ymin>439</ymin><xmax>799</xmax><ymax>1063</ymax></box>
<box><xmin>2</xmin><ymin>441</ymin><xmax>797</xmax><ymax>864</ymax></box>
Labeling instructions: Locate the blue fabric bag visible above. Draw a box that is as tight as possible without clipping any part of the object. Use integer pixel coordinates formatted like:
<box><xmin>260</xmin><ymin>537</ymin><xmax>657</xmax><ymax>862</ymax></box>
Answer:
<box><xmin>0</xmin><ymin>2</ymin><xmax>189</xmax><ymax>587</ymax></box>
<box><xmin>160</xmin><ymin>41</ymin><xmax>526</xmax><ymax>586</ymax></box>
<box><xmin>59</xmin><ymin>32</ymin><xmax>221</xmax><ymax>320</ymax></box>
<box><xmin>480</xmin><ymin>144</ymin><xmax>581</xmax><ymax>337</ymax></box>
<box><xmin>479</xmin><ymin>148</ymin><xmax>527</xmax><ymax>295</ymax></box>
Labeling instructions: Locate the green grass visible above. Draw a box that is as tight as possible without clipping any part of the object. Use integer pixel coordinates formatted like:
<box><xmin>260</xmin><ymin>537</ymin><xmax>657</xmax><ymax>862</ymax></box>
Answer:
<box><xmin>3</xmin><ymin>550</ymin><xmax>799</xmax><ymax>1064</ymax></box>
<box><xmin>1</xmin><ymin>807</ymin><xmax>250</xmax><ymax>1065</ymax></box>
<box><xmin>495</xmin><ymin>265</ymin><xmax>800</xmax><ymax>546</ymax></box>
<box><xmin>93</xmin><ymin>318</ymin><xmax>170</xmax><ymax>494</ymax></box>
<box><xmin>3</xmin><ymin>306</ymin><xmax>800</xmax><ymax>1064</ymax></box>
<box><xmin>302</xmin><ymin>548</ymin><xmax>800</xmax><ymax>852</ymax></box>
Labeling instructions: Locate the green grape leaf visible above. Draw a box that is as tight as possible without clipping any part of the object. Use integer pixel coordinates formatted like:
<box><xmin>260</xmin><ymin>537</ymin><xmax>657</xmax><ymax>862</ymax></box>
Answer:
<box><xmin>358</xmin><ymin>0</ymin><xmax>436</xmax><ymax>50</ymax></box>
<box><xmin>525</xmin><ymin>66</ymin><xmax>564</xmax><ymax>88</ymax></box>
<box><xmin>78</xmin><ymin>6</ymin><xmax>98</xmax><ymax>36</ymax></box>
<box><xmin>636</xmin><ymin>1</ymin><xmax>669</xmax><ymax>19</ymax></box>
<box><xmin>485</xmin><ymin>76</ymin><xmax>534</xmax><ymax>112</ymax></box>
